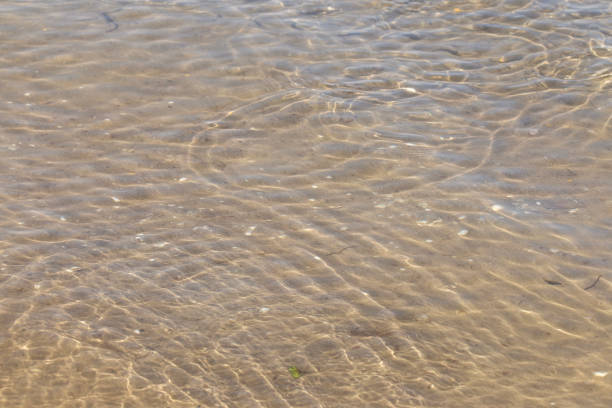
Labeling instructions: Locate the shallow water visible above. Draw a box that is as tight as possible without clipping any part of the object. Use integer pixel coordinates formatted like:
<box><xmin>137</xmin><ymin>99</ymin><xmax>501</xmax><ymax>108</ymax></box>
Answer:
<box><xmin>1</xmin><ymin>0</ymin><xmax>611</xmax><ymax>406</ymax></box>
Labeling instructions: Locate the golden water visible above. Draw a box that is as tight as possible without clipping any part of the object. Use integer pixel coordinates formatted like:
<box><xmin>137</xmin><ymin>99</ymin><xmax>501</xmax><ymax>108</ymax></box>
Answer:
<box><xmin>1</xmin><ymin>0</ymin><xmax>611</xmax><ymax>406</ymax></box>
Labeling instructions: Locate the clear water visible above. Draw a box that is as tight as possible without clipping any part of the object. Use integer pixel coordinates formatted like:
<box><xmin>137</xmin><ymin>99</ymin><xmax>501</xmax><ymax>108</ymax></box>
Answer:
<box><xmin>1</xmin><ymin>0</ymin><xmax>611</xmax><ymax>406</ymax></box>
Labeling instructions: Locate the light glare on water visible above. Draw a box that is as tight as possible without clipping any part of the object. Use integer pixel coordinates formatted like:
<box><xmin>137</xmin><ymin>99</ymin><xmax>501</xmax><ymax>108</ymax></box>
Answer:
<box><xmin>0</xmin><ymin>0</ymin><xmax>611</xmax><ymax>407</ymax></box>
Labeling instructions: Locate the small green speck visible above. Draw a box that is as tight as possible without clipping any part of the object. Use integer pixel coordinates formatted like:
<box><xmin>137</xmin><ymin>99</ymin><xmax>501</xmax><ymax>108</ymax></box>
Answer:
<box><xmin>288</xmin><ymin>366</ymin><xmax>301</xmax><ymax>379</ymax></box>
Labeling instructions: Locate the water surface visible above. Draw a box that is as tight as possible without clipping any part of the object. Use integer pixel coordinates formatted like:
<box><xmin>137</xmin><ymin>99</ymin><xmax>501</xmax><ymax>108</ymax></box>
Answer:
<box><xmin>1</xmin><ymin>0</ymin><xmax>611</xmax><ymax>407</ymax></box>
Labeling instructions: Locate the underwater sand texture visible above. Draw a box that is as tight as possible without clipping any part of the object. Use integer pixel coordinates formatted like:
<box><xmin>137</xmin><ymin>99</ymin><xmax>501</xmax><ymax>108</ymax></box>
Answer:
<box><xmin>1</xmin><ymin>0</ymin><xmax>611</xmax><ymax>407</ymax></box>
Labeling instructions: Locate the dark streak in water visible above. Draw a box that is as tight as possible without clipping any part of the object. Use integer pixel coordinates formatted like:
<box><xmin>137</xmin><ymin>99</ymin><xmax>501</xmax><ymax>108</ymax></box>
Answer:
<box><xmin>543</xmin><ymin>279</ymin><xmax>562</xmax><ymax>286</ymax></box>
<box><xmin>322</xmin><ymin>245</ymin><xmax>356</xmax><ymax>257</ymax></box>
<box><xmin>101</xmin><ymin>12</ymin><xmax>118</xmax><ymax>32</ymax></box>
<box><xmin>584</xmin><ymin>275</ymin><xmax>602</xmax><ymax>290</ymax></box>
